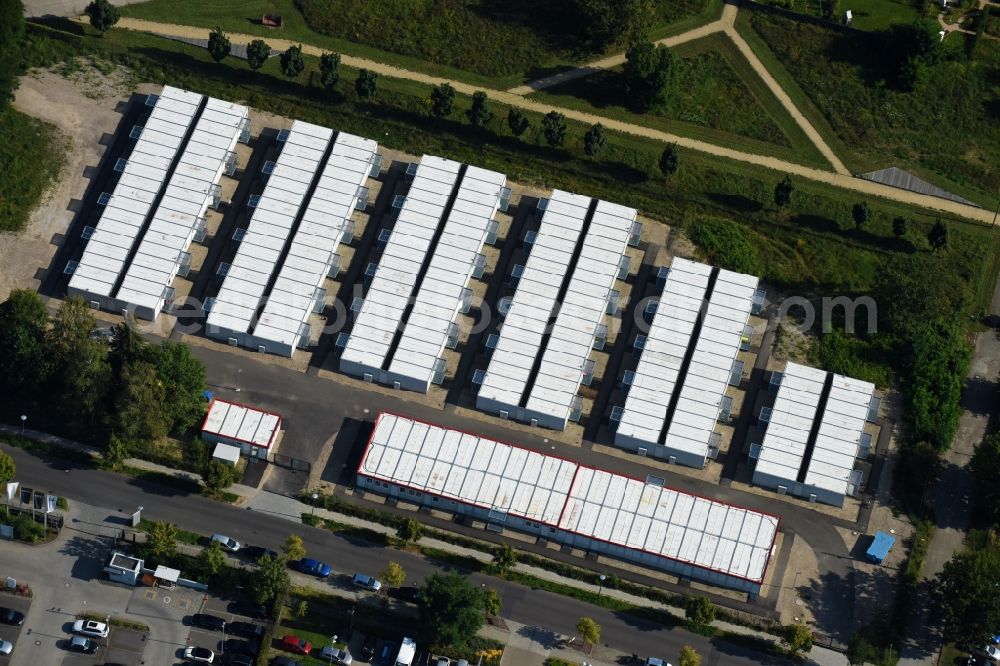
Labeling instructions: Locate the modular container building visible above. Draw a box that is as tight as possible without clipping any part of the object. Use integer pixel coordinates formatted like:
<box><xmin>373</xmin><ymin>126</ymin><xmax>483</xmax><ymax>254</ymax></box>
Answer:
<box><xmin>200</xmin><ymin>398</ymin><xmax>281</xmax><ymax>459</ymax></box>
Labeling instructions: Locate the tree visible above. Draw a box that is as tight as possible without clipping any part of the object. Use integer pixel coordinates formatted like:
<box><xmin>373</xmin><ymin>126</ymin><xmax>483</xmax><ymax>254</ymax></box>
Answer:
<box><xmin>84</xmin><ymin>0</ymin><xmax>119</xmax><ymax>35</ymax></box>
<box><xmin>105</xmin><ymin>433</ymin><xmax>129</xmax><ymax>469</ymax></box>
<box><xmin>774</xmin><ymin>175</ymin><xmax>794</xmax><ymax>208</ymax></box>
<box><xmin>207</xmin><ymin>27</ymin><xmax>231</xmax><ymax>63</ymax></box>
<box><xmin>542</xmin><ymin>111</ymin><xmax>567</xmax><ymax>147</ymax></box>
<box><xmin>623</xmin><ymin>41</ymin><xmax>677</xmax><ymax>112</ymax></box>
<box><xmin>184</xmin><ymin>438</ymin><xmax>210</xmax><ymax>473</ymax></box>
<box><xmin>971</xmin><ymin>434</ymin><xmax>1000</xmax><ymax>524</ymax></box>
<box><xmin>246</xmin><ymin>39</ymin><xmax>270</xmax><ymax>71</ymax></box>
<box><xmin>491</xmin><ymin>543</ymin><xmax>518</xmax><ymax>574</ymax></box>
<box><xmin>782</xmin><ymin>624</ymin><xmax>813</xmax><ymax>655</ymax></box>
<box><xmin>418</xmin><ymin>572</ymin><xmax>484</xmax><ymax>647</ymax></box>
<box><xmin>397</xmin><ymin>518</ymin><xmax>423</xmax><ymax>544</ymax></box>
<box><xmin>659</xmin><ymin>143</ymin><xmax>679</xmax><ymax>178</ymax></box>
<box><xmin>934</xmin><ymin>545</ymin><xmax>1000</xmax><ymax>646</ymax></box>
<box><xmin>576</xmin><ymin>617</ymin><xmax>601</xmax><ymax>650</ymax></box>
<box><xmin>507</xmin><ymin>108</ymin><xmax>529</xmax><ymax>137</ymax></box>
<box><xmin>969</xmin><ymin>6</ymin><xmax>990</xmax><ymax>58</ymax></box>
<box><xmin>821</xmin><ymin>0</ymin><xmax>840</xmax><ymax>20</ymax></box>
<box><xmin>152</xmin><ymin>341</ymin><xmax>206</xmax><ymax>433</ymax></box>
<box><xmin>283</xmin><ymin>533</ymin><xmax>306</xmax><ymax>561</ymax></box>
<box><xmin>0</xmin><ymin>0</ymin><xmax>26</xmax><ymax>108</ymax></box>
<box><xmin>113</xmin><ymin>360</ymin><xmax>169</xmax><ymax>443</ymax></box>
<box><xmin>684</xmin><ymin>595</ymin><xmax>716</xmax><ymax>629</ymax></box>
<box><xmin>0</xmin><ymin>452</ymin><xmax>14</xmax><ymax>485</ymax></box>
<box><xmin>881</xmin><ymin>21</ymin><xmax>939</xmax><ymax>90</ymax></box>
<box><xmin>146</xmin><ymin>521</ymin><xmax>177</xmax><ymax>562</ymax></box>
<box><xmin>0</xmin><ymin>289</ymin><xmax>51</xmax><ymax>416</ymax></box>
<box><xmin>252</xmin><ymin>554</ymin><xmax>290</xmax><ymax>604</ymax></box>
<box><xmin>583</xmin><ymin>123</ymin><xmax>607</xmax><ymax>157</ymax></box>
<box><xmin>47</xmin><ymin>297</ymin><xmax>110</xmax><ymax>438</ymax></box>
<box><xmin>356</xmin><ymin>69</ymin><xmax>377</xmax><ymax>99</ymax></box>
<box><xmin>483</xmin><ymin>587</ymin><xmax>502</xmax><ymax>617</ymax></box>
<box><xmin>679</xmin><ymin>645</ymin><xmax>701</xmax><ymax>666</ymax></box>
<box><xmin>851</xmin><ymin>201</ymin><xmax>871</xmax><ymax>230</ymax></box>
<box><xmin>905</xmin><ymin>319</ymin><xmax>969</xmax><ymax>450</ymax></box>
<box><xmin>466</xmin><ymin>91</ymin><xmax>494</xmax><ymax>128</ymax></box>
<box><xmin>202</xmin><ymin>460</ymin><xmax>238</xmax><ymax>490</ymax></box>
<box><xmin>319</xmin><ymin>52</ymin><xmax>340</xmax><ymax>90</ymax></box>
<box><xmin>381</xmin><ymin>561</ymin><xmax>406</xmax><ymax>588</ymax></box>
<box><xmin>430</xmin><ymin>83</ymin><xmax>455</xmax><ymax>118</ymax></box>
<box><xmin>928</xmin><ymin>219</ymin><xmax>948</xmax><ymax>249</ymax></box>
<box><xmin>892</xmin><ymin>216</ymin><xmax>908</xmax><ymax>237</ymax></box>
<box><xmin>198</xmin><ymin>540</ymin><xmax>226</xmax><ymax>577</ymax></box>
<box><xmin>280</xmin><ymin>45</ymin><xmax>305</xmax><ymax>78</ymax></box>
<box><xmin>874</xmin><ymin>253</ymin><xmax>965</xmax><ymax>335</ymax></box>
<box><xmin>569</xmin><ymin>0</ymin><xmax>656</xmax><ymax>48</ymax></box>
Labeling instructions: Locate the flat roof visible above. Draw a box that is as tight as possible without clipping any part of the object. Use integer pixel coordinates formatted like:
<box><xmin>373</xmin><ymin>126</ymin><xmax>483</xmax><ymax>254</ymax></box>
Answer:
<box><xmin>753</xmin><ymin>362</ymin><xmax>827</xmax><ymax>484</ymax></box>
<box><xmin>387</xmin><ymin>165</ymin><xmax>507</xmax><ymax>388</ymax></box>
<box><xmin>360</xmin><ymin>412</ymin><xmax>779</xmax><ymax>584</ymax></box>
<box><xmin>661</xmin><ymin>268</ymin><xmax>758</xmax><ymax>458</ymax></box>
<box><xmin>69</xmin><ymin>86</ymin><xmax>203</xmax><ymax>298</ymax></box>
<box><xmin>524</xmin><ymin>199</ymin><xmax>636</xmax><ymax>423</ymax></box>
<box><xmin>116</xmin><ymin>97</ymin><xmax>249</xmax><ymax>314</ymax></box>
<box><xmin>206</xmin><ymin>120</ymin><xmax>333</xmax><ymax>335</ymax></box>
<box><xmin>615</xmin><ymin>257</ymin><xmax>711</xmax><ymax>445</ymax></box>
<box><xmin>252</xmin><ymin>132</ymin><xmax>379</xmax><ymax>349</ymax></box>
<box><xmin>153</xmin><ymin>565</ymin><xmax>181</xmax><ymax>582</ymax></box>
<box><xmin>803</xmin><ymin>373</ymin><xmax>874</xmax><ymax>495</ymax></box>
<box><xmin>477</xmin><ymin>189</ymin><xmax>591</xmax><ymax>409</ymax></box>
<box><xmin>212</xmin><ymin>442</ymin><xmax>242</xmax><ymax>464</ymax></box>
<box><xmin>200</xmin><ymin>398</ymin><xmax>281</xmax><ymax>449</ymax></box>
<box><xmin>340</xmin><ymin>155</ymin><xmax>462</xmax><ymax>371</ymax></box>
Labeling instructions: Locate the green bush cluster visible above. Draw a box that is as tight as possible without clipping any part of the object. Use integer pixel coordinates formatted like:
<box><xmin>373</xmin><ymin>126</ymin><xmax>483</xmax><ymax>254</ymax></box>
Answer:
<box><xmin>687</xmin><ymin>217</ymin><xmax>762</xmax><ymax>275</ymax></box>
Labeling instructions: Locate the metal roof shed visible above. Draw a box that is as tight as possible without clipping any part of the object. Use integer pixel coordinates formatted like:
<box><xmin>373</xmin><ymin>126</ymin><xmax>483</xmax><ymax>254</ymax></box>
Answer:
<box><xmin>116</xmin><ymin>97</ymin><xmax>249</xmax><ymax>320</ymax></box>
<box><xmin>252</xmin><ymin>131</ymin><xmax>379</xmax><ymax>356</ymax></box>
<box><xmin>68</xmin><ymin>86</ymin><xmax>203</xmax><ymax>310</ymax></box>
<box><xmin>339</xmin><ymin>155</ymin><xmax>462</xmax><ymax>380</ymax></box>
<box><xmin>386</xmin><ymin>165</ymin><xmax>507</xmax><ymax>392</ymax></box>
<box><xmin>200</xmin><ymin>398</ymin><xmax>282</xmax><ymax>456</ymax></box>
<box><xmin>206</xmin><ymin>120</ymin><xmax>333</xmax><ymax>346</ymax></box>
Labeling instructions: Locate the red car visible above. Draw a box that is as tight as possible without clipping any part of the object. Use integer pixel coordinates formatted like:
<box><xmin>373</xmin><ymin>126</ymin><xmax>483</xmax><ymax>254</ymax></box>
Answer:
<box><xmin>281</xmin><ymin>634</ymin><xmax>312</xmax><ymax>655</ymax></box>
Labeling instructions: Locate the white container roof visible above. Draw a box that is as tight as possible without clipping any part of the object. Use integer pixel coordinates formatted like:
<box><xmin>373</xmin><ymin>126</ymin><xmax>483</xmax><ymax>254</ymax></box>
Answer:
<box><xmin>252</xmin><ymin>132</ymin><xmax>379</xmax><ymax>349</ymax></box>
<box><xmin>201</xmin><ymin>398</ymin><xmax>281</xmax><ymax>449</ymax></box>
<box><xmin>340</xmin><ymin>155</ymin><xmax>462</xmax><ymax>371</ymax></box>
<box><xmin>212</xmin><ymin>442</ymin><xmax>241</xmax><ymax>464</ymax></box>
<box><xmin>206</xmin><ymin>120</ymin><xmax>333</xmax><ymax>335</ymax></box>
<box><xmin>477</xmin><ymin>189</ymin><xmax>591</xmax><ymax>409</ymax></box>
<box><xmin>615</xmin><ymin>257</ymin><xmax>711</xmax><ymax>445</ymax></box>
<box><xmin>524</xmin><ymin>199</ymin><xmax>636</xmax><ymax>423</ymax></box>
<box><xmin>803</xmin><ymin>374</ymin><xmax>874</xmax><ymax>495</ymax></box>
<box><xmin>69</xmin><ymin>86</ymin><xmax>203</xmax><ymax>298</ymax></box>
<box><xmin>116</xmin><ymin>97</ymin><xmax>249</xmax><ymax>314</ymax></box>
<box><xmin>387</xmin><ymin>165</ymin><xmax>507</xmax><ymax>388</ymax></box>
<box><xmin>754</xmin><ymin>362</ymin><xmax>827</xmax><ymax>485</ymax></box>
<box><xmin>662</xmin><ymin>268</ymin><xmax>759</xmax><ymax>458</ymax></box>
<box><xmin>361</xmin><ymin>413</ymin><xmax>778</xmax><ymax>583</ymax></box>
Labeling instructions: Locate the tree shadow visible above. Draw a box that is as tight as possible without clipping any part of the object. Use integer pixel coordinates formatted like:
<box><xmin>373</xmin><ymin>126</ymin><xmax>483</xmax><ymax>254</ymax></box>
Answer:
<box><xmin>706</xmin><ymin>192</ymin><xmax>764</xmax><ymax>213</ymax></box>
<box><xmin>59</xmin><ymin>533</ymin><xmax>114</xmax><ymax>581</ymax></box>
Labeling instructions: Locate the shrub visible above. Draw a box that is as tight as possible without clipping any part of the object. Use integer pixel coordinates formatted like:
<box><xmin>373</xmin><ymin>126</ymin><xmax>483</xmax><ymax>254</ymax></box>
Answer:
<box><xmin>684</xmin><ymin>595</ymin><xmax>716</xmax><ymax>629</ymax></box>
<box><xmin>687</xmin><ymin>217</ymin><xmax>762</xmax><ymax>275</ymax></box>
<box><xmin>11</xmin><ymin>514</ymin><xmax>43</xmax><ymax>543</ymax></box>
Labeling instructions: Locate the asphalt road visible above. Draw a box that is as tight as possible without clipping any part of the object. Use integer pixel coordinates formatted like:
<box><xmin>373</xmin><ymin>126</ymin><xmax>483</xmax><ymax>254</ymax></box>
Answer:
<box><xmin>2</xmin><ymin>444</ymin><xmax>788</xmax><ymax>665</ymax></box>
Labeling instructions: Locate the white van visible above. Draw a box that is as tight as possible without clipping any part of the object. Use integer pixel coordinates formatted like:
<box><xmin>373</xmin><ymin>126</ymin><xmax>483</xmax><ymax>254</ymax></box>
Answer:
<box><xmin>395</xmin><ymin>637</ymin><xmax>416</xmax><ymax>666</ymax></box>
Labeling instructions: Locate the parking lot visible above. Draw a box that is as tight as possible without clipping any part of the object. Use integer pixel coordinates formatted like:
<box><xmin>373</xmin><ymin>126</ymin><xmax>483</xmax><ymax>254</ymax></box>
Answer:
<box><xmin>59</xmin><ymin>625</ymin><xmax>145</xmax><ymax>666</ymax></box>
<box><xmin>0</xmin><ymin>596</ymin><xmax>30</xmax><ymax>663</ymax></box>
<box><xmin>183</xmin><ymin>594</ymin><xmax>268</xmax><ymax>665</ymax></box>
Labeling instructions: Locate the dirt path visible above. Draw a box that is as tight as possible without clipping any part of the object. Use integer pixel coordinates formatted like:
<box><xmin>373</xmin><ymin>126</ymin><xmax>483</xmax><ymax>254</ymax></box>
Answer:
<box><xmin>109</xmin><ymin>16</ymin><xmax>996</xmax><ymax>224</ymax></box>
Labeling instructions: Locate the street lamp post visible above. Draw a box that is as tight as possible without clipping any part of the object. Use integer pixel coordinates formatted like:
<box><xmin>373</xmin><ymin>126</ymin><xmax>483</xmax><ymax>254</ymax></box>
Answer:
<box><xmin>597</xmin><ymin>574</ymin><xmax>606</xmax><ymax>597</ymax></box>
<box><xmin>19</xmin><ymin>415</ymin><xmax>26</xmax><ymax>435</ymax></box>
<box><xmin>328</xmin><ymin>634</ymin><xmax>338</xmax><ymax>666</ymax></box>
<box><xmin>311</xmin><ymin>492</ymin><xmax>319</xmax><ymax>516</ymax></box>
<box><xmin>235</xmin><ymin>368</ymin><xmax>242</xmax><ymax>392</ymax></box>
<box><xmin>348</xmin><ymin>606</ymin><xmax>355</xmax><ymax>637</ymax></box>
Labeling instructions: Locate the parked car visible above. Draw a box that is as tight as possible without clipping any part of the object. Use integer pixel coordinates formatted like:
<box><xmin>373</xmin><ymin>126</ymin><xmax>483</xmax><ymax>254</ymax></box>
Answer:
<box><xmin>0</xmin><ymin>640</ymin><xmax>11</xmax><ymax>656</ymax></box>
<box><xmin>298</xmin><ymin>558</ymin><xmax>331</xmax><ymax>578</ymax></box>
<box><xmin>228</xmin><ymin>601</ymin><xmax>268</xmax><ymax>619</ymax></box>
<box><xmin>281</xmin><ymin>634</ymin><xmax>312</xmax><ymax>655</ymax></box>
<box><xmin>242</xmin><ymin>545</ymin><xmax>278</xmax><ymax>562</ymax></box>
<box><xmin>432</xmin><ymin>658</ymin><xmax>449</xmax><ymax>666</ymax></box>
<box><xmin>192</xmin><ymin>613</ymin><xmax>226</xmax><ymax>632</ymax></box>
<box><xmin>228</xmin><ymin>621</ymin><xmax>264</xmax><ymax>639</ymax></box>
<box><xmin>72</xmin><ymin>619</ymin><xmax>110</xmax><ymax>638</ymax></box>
<box><xmin>222</xmin><ymin>638</ymin><xmax>259</xmax><ymax>657</ymax></box>
<box><xmin>985</xmin><ymin>644</ymin><xmax>1000</xmax><ymax>662</ymax></box>
<box><xmin>359</xmin><ymin>635</ymin><xmax>377</xmax><ymax>661</ymax></box>
<box><xmin>183</xmin><ymin>645</ymin><xmax>216</xmax><ymax>663</ymax></box>
<box><xmin>67</xmin><ymin>636</ymin><xmax>98</xmax><ymax>654</ymax></box>
<box><xmin>271</xmin><ymin>657</ymin><xmax>299</xmax><ymax>666</ymax></box>
<box><xmin>0</xmin><ymin>607</ymin><xmax>24</xmax><ymax>626</ymax></box>
<box><xmin>225</xmin><ymin>654</ymin><xmax>254</xmax><ymax>666</ymax></box>
<box><xmin>389</xmin><ymin>587</ymin><xmax>420</xmax><ymax>603</ymax></box>
<box><xmin>321</xmin><ymin>645</ymin><xmax>353</xmax><ymax>664</ymax></box>
<box><xmin>376</xmin><ymin>642</ymin><xmax>396</xmax><ymax>665</ymax></box>
<box><xmin>352</xmin><ymin>573</ymin><xmax>382</xmax><ymax>592</ymax></box>
<box><xmin>211</xmin><ymin>534</ymin><xmax>241</xmax><ymax>552</ymax></box>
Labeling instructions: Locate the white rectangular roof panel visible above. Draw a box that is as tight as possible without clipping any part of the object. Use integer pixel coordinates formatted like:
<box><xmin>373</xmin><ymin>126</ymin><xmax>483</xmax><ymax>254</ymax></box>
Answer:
<box><xmin>252</xmin><ymin>131</ymin><xmax>379</xmax><ymax>350</ymax></box>
<box><xmin>206</xmin><ymin>120</ymin><xmax>333</xmax><ymax>335</ymax></box>
<box><xmin>116</xmin><ymin>97</ymin><xmax>249</xmax><ymax>315</ymax></box>
<box><xmin>525</xmin><ymin>199</ymin><xmax>636</xmax><ymax>424</ymax></box>
<box><xmin>69</xmin><ymin>86</ymin><xmax>203</xmax><ymax>297</ymax></box>
<box><xmin>662</xmin><ymin>268</ymin><xmax>758</xmax><ymax>458</ymax></box>
<box><xmin>615</xmin><ymin>257</ymin><xmax>711</xmax><ymax>446</ymax></box>
<box><xmin>754</xmin><ymin>362</ymin><xmax>827</xmax><ymax>485</ymax></box>
<box><xmin>387</xmin><ymin>165</ymin><xmax>507</xmax><ymax>388</ymax></box>
<box><xmin>340</xmin><ymin>155</ymin><xmax>462</xmax><ymax>371</ymax></box>
<box><xmin>477</xmin><ymin>190</ymin><xmax>591</xmax><ymax>409</ymax></box>
<box><xmin>200</xmin><ymin>398</ymin><xmax>281</xmax><ymax>449</ymax></box>
<box><xmin>803</xmin><ymin>374</ymin><xmax>874</xmax><ymax>495</ymax></box>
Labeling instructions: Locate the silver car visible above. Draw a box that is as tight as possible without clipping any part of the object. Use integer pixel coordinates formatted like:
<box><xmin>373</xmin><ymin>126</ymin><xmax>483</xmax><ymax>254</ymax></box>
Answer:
<box><xmin>320</xmin><ymin>645</ymin><xmax>353</xmax><ymax>664</ymax></box>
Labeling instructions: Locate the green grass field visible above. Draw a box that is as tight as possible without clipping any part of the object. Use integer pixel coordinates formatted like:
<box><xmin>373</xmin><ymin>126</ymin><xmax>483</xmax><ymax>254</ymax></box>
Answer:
<box><xmin>775</xmin><ymin>0</ymin><xmax>925</xmax><ymax>30</ymax></box>
<box><xmin>528</xmin><ymin>32</ymin><xmax>832</xmax><ymax>169</ymax></box>
<box><xmin>0</xmin><ymin>108</ymin><xmax>65</xmax><ymax>232</ymax></box>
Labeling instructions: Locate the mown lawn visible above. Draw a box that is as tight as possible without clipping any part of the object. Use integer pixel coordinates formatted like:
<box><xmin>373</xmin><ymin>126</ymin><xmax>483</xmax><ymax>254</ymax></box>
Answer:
<box><xmin>774</xmin><ymin>0</ymin><xmax>924</xmax><ymax>31</ymax></box>
<box><xmin>744</xmin><ymin>10</ymin><xmax>1000</xmax><ymax>206</ymax></box>
<box><xmin>529</xmin><ymin>32</ymin><xmax>832</xmax><ymax>169</ymax></box>
<box><xmin>0</xmin><ymin>107</ymin><xmax>65</xmax><ymax>232</ymax></box>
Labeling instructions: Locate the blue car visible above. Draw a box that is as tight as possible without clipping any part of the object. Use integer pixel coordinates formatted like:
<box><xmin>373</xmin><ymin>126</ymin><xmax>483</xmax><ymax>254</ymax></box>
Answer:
<box><xmin>298</xmin><ymin>558</ymin><xmax>331</xmax><ymax>577</ymax></box>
